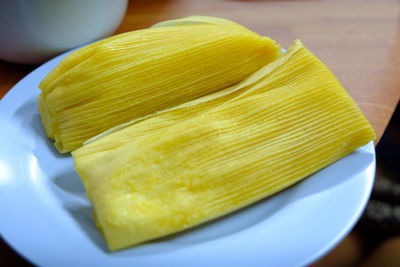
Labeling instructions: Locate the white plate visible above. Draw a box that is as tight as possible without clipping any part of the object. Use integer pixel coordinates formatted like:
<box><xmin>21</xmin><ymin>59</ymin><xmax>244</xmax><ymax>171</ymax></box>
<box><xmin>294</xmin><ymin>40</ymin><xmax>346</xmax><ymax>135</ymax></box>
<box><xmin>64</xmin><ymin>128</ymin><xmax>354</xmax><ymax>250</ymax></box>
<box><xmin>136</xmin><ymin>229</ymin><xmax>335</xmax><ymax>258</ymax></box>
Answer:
<box><xmin>0</xmin><ymin>50</ymin><xmax>375</xmax><ymax>267</ymax></box>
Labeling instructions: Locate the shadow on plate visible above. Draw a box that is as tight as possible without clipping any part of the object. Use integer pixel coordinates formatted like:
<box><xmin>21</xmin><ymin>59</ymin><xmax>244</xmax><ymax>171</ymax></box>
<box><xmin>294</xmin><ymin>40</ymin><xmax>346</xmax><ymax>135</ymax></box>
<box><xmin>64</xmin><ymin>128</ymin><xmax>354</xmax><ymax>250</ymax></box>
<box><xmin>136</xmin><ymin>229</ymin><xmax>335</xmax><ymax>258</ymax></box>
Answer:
<box><xmin>31</xmin><ymin>113</ymin><xmax>67</xmax><ymax>158</ymax></box>
<box><xmin>48</xmin><ymin>145</ymin><xmax>374</xmax><ymax>257</ymax></box>
<box><xmin>117</xmin><ymin>147</ymin><xmax>374</xmax><ymax>256</ymax></box>
<box><xmin>53</xmin><ymin>169</ymin><xmax>86</xmax><ymax>199</ymax></box>
<box><xmin>49</xmin><ymin>168</ymin><xmax>290</xmax><ymax>256</ymax></box>
<box><xmin>65</xmin><ymin>205</ymin><xmax>110</xmax><ymax>253</ymax></box>
<box><xmin>48</xmin><ymin>170</ymin><xmax>109</xmax><ymax>252</ymax></box>
<box><xmin>12</xmin><ymin>96</ymin><xmax>68</xmax><ymax>159</ymax></box>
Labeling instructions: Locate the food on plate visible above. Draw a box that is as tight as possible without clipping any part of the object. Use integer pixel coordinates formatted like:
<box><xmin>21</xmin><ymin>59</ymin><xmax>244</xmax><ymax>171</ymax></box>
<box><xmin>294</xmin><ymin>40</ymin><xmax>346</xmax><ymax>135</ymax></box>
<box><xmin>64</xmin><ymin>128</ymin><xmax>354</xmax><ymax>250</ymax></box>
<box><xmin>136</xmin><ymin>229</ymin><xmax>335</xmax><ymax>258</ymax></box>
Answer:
<box><xmin>72</xmin><ymin>39</ymin><xmax>376</xmax><ymax>251</ymax></box>
<box><xmin>37</xmin><ymin>17</ymin><xmax>281</xmax><ymax>153</ymax></box>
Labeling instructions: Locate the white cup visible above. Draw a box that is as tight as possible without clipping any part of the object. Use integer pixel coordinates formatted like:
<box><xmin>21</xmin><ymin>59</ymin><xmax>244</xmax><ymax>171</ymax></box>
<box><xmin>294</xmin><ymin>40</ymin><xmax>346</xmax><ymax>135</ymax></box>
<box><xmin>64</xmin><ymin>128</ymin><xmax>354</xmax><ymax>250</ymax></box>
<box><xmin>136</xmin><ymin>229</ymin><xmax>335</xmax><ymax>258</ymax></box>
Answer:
<box><xmin>0</xmin><ymin>0</ymin><xmax>128</xmax><ymax>64</ymax></box>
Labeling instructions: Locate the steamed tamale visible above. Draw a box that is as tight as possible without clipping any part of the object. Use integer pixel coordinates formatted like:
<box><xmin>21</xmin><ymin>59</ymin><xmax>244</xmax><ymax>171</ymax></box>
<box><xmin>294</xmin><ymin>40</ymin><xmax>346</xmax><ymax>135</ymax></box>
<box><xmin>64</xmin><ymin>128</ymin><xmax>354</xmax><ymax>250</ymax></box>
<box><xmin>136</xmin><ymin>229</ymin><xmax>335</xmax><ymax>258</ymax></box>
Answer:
<box><xmin>151</xmin><ymin>15</ymin><xmax>243</xmax><ymax>28</ymax></box>
<box><xmin>72</xmin><ymin>40</ymin><xmax>376</xmax><ymax>251</ymax></box>
<box><xmin>38</xmin><ymin>18</ymin><xmax>281</xmax><ymax>153</ymax></box>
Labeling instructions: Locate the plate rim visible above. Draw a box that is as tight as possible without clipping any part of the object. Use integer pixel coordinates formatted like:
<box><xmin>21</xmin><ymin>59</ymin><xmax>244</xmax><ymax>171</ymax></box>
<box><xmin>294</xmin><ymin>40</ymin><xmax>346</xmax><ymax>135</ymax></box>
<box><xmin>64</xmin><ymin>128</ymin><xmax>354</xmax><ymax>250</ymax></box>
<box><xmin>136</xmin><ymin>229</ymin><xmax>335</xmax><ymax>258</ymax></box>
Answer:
<box><xmin>0</xmin><ymin>48</ymin><xmax>376</xmax><ymax>267</ymax></box>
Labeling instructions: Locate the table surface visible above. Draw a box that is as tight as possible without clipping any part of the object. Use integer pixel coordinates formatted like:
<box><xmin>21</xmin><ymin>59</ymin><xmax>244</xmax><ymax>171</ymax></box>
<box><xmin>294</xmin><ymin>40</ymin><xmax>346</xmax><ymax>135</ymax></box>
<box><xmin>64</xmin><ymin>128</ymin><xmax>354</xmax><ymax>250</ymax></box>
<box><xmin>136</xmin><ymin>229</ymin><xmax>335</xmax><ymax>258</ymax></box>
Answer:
<box><xmin>1</xmin><ymin>0</ymin><xmax>399</xmax><ymax>265</ymax></box>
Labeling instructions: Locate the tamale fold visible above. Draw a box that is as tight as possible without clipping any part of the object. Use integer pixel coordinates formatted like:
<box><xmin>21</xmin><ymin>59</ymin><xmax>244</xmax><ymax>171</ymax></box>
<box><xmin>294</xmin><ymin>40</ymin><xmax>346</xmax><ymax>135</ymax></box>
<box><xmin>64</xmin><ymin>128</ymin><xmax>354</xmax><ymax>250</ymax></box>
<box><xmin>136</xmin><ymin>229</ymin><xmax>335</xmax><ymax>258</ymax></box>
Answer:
<box><xmin>38</xmin><ymin>18</ymin><xmax>281</xmax><ymax>152</ymax></box>
<box><xmin>72</xmin><ymin>40</ymin><xmax>375</xmax><ymax>251</ymax></box>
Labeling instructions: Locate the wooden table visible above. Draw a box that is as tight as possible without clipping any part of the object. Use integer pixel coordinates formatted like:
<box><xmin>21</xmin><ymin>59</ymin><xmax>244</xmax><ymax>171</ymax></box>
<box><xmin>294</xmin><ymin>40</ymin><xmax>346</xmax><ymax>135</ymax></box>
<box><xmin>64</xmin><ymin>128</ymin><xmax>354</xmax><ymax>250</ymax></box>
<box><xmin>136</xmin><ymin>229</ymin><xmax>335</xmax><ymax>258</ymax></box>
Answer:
<box><xmin>1</xmin><ymin>0</ymin><xmax>399</xmax><ymax>265</ymax></box>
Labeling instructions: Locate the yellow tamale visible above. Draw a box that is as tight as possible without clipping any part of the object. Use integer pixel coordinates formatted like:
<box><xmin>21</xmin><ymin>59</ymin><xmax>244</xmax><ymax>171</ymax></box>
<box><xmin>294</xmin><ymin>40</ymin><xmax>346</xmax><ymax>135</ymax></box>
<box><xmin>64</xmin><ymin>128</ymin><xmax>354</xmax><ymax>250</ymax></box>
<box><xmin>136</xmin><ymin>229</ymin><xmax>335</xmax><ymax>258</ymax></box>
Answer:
<box><xmin>151</xmin><ymin>15</ymin><xmax>243</xmax><ymax>28</ymax></box>
<box><xmin>72</xmin><ymin>40</ymin><xmax>376</xmax><ymax>251</ymax></box>
<box><xmin>38</xmin><ymin>17</ymin><xmax>281</xmax><ymax>153</ymax></box>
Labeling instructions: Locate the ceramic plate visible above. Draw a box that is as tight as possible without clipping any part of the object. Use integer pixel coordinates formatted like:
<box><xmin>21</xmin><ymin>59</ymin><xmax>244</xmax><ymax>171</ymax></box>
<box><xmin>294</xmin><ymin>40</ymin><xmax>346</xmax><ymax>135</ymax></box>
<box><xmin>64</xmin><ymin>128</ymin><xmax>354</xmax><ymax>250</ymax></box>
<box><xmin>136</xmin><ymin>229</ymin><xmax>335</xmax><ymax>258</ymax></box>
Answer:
<box><xmin>0</xmin><ymin>50</ymin><xmax>375</xmax><ymax>267</ymax></box>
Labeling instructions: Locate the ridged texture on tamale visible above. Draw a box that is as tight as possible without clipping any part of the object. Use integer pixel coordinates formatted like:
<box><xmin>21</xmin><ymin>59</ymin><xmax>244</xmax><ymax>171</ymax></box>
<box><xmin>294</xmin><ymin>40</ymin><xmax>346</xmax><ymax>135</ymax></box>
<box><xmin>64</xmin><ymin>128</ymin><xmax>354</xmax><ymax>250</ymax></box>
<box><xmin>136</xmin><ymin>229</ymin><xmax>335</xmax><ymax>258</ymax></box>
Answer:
<box><xmin>38</xmin><ymin>19</ymin><xmax>281</xmax><ymax>153</ymax></box>
<box><xmin>72</xmin><ymin>40</ymin><xmax>376</xmax><ymax>251</ymax></box>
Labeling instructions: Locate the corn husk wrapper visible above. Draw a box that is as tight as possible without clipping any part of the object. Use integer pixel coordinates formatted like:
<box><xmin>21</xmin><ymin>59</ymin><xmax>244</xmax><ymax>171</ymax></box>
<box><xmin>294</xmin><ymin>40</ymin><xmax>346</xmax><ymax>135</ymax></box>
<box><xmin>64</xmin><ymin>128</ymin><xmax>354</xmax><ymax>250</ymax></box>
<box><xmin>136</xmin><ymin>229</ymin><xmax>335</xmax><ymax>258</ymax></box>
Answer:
<box><xmin>38</xmin><ymin>17</ymin><xmax>281</xmax><ymax>153</ymax></box>
<box><xmin>73</xmin><ymin>40</ymin><xmax>376</xmax><ymax>251</ymax></box>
